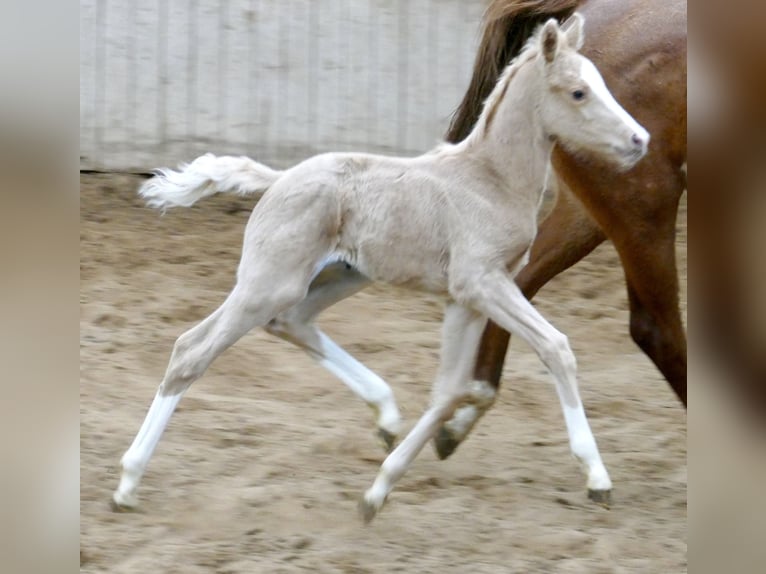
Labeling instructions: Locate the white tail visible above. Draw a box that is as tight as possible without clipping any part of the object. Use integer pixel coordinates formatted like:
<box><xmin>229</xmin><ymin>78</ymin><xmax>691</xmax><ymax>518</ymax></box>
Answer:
<box><xmin>139</xmin><ymin>153</ymin><xmax>283</xmax><ymax>211</ymax></box>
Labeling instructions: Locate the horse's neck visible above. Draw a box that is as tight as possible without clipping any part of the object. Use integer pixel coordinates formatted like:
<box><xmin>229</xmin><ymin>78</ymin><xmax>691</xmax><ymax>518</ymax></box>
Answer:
<box><xmin>464</xmin><ymin>63</ymin><xmax>552</xmax><ymax>200</ymax></box>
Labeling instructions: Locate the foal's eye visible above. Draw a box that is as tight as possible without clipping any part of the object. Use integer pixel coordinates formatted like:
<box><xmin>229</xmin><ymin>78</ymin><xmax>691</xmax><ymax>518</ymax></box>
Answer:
<box><xmin>572</xmin><ymin>89</ymin><xmax>586</xmax><ymax>101</ymax></box>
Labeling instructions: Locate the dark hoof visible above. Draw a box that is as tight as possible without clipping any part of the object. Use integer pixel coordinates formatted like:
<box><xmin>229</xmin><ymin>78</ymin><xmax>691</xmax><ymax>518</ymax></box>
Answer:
<box><xmin>109</xmin><ymin>498</ymin><xmax>137</xmax><ymax>513</ymax></box>
<box><xmin>358</xmin><ymin>498</ymin><xmax>379</xmax><ymax>524</ymax></box>
<box><xmin>433</xmin><ymin>427</ymin><xmax>461</xmax><ymax>460</ymax></box>
<box><xmin>376</xmin><ymin>428</ymin><xmax>397</xmax><ymax>453</ymax></box>
<box><xmin>588</xmin><ymin>488</ymin><xmax>611</xmax><ymax>508</ymax></box>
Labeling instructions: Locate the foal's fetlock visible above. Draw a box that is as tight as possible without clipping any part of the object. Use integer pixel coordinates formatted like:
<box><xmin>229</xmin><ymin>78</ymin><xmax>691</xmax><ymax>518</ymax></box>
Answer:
<box><xmin>376</xmin><ymin>427</ymin><xmax>397</xmax><ymax>453</ymax></box>
<box><xmin>369</xmin><ymin>402</ymin><xmax>401</xmax><ymax>452</ymax></box>
<box><xmin>432</xmin><ymin>388</ymin><xmax>493</xmax><ymax>460</ymax></box>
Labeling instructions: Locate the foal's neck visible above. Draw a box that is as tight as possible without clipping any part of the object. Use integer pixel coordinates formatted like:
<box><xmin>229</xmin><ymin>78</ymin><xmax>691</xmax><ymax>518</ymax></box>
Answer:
<box><xmin>462</xmin><ymin>59</ymin><xmax>552</xmax><ymax>201</ymax></box>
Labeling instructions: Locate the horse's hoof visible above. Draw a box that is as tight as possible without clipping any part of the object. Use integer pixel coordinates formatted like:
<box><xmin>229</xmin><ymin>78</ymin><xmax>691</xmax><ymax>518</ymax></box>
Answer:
<box><xmin>433</xmin><ymin>427</ymin><xmax>460</xmax><ymax>460</ymax></box>
<box><xmin>110</xmin><ymin>492</ymin><xmax>138</xmax><ymax>512</ymax></box>
<box><xmin>376</xmin><ymin>428</ymin><xmax>397</xmax><ymax>453</ymax></box>
<box><xmin>358</xmin><ymin>497</ymin><xmax>380</xmax><ymax>524</ymax></box>
<box><xmin>110</xmin><ymin>498</ymin><xmax>137</xmax><ymax>513</ymax></box>
<box><xmin>588</xmin><ymin>488</ymin><xmax>611</xmax><ymax>508</ymax></box>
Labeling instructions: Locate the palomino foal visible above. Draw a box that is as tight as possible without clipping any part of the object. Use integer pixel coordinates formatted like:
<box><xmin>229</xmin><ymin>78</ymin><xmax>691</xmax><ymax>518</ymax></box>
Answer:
<box><xmin>113</xmin><ymin>16</ymin><xmax>648</xmax><ymax>521</ymax></box>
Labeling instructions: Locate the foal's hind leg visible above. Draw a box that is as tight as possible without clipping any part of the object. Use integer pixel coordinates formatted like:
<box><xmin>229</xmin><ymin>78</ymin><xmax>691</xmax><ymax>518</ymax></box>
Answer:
<box><xmin>112</xmin><ymin>279</ymin><xmax>307</xmax><ymax>510</ymax></box>
<box><xmin>360</xmin><ymin>304</ymin><xmax>487</xmax><ymax>522</ymax></box>
<box><xmin>265</xmin><ymin>263</ymin><xmax>402</xmax><ymax>450</ymax></box>
<box><xmin>466</xmin><ymin>270</ymin><xmax>612</xmax><ymax>505</ymax></box>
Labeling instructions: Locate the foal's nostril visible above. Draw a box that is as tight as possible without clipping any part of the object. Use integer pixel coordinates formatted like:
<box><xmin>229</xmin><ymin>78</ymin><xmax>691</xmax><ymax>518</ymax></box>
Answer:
<box><xmin>631</xmin><ymin>133</ymin><xmax>645</xmax><ymax>148</ymax></box>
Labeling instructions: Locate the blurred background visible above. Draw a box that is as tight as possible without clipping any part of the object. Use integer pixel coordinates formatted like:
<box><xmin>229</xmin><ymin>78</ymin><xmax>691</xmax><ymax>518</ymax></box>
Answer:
<box><xmin>80</xmin><ymin>0</ymin><xmax>487</xmax><ymax>172</ymax></box>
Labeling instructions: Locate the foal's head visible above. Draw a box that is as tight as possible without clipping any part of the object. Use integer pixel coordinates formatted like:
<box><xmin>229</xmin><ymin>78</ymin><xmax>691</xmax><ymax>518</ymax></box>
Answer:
<box><xmin>535</xmin><ymin>14</ymin><xmax>649</xmax><ymax>169</ymax></box>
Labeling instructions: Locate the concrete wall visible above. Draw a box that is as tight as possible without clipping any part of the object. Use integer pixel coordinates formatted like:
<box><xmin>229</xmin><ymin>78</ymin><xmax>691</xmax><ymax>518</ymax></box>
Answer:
<box><xmin>80</xmin><ymin>0</ymin><xmax>488</xmax><ymax>171</ymax></box>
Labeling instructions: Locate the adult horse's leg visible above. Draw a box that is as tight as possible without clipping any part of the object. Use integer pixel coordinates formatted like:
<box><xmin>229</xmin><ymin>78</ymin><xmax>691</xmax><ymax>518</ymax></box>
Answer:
<box><xmin>435</xmin><ymin>184</ymin><xmax>606</xmax><ymax>458</ymax></box>
<box><xmin>553</xmin><ymin>152</ymin><xmax>688</xmax><ymax>406</ymax></box>
<box><xmin>613</xmin><ymin>202</ymin><xmax>687</xmax><ymax>404</ymax></box>
<box><xmin>265</xmin><ymin>263</ymin><xmax>402</xmax><ymax>450</ymax></box>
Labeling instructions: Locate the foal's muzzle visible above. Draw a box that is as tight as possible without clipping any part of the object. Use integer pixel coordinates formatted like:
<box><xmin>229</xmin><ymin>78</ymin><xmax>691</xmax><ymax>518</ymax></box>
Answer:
<box><xmin>618</xmin><ymin>130</ymin><xmax>650</xmax><ymax>168</ymax></box>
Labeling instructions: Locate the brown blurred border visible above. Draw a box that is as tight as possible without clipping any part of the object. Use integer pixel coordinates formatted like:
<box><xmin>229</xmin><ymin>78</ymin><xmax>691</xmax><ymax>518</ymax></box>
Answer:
<box><xmin>0</xmin><ymin>1</ymin><xmax>80</xmax><ymax>572</ymax></box>
<box><xmin>692</xmin><ymin>1</ymin><xmax>766</xmax><ymax>572</ymax></box>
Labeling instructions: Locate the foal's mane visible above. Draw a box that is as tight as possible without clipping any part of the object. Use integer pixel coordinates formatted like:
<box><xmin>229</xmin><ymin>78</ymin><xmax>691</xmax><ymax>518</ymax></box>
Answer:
<box><xmin>472</xmin><ymin>34</ymin><xmax>539</xmax><ymax>137</ymax></box>
<box><xmin>447</xmin><ymin>0</ymin><xmax>579</xmax><ymax>143</ymax></box>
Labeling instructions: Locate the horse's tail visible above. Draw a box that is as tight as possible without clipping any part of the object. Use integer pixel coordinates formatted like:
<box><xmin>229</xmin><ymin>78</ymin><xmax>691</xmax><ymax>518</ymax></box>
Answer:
<box><xmin>446</xmin><ymin>0</ymin><xmax>580</xmax><ymax>143</ymax></box>
<box><xmin>139</xmin><ymin>153</ymin><xmax>283</xmax><ymax>211</ymax></box>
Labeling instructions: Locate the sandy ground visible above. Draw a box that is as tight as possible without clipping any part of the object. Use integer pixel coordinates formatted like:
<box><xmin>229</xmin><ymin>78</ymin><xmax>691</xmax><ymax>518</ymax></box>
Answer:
<box><xmin>80</xmin><ymin>173</ymin><xmax>686</xmax><ymax>573</ymax></box>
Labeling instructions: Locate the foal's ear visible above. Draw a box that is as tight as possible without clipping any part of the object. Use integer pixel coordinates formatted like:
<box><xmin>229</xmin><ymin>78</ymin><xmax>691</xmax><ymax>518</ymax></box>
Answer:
<box><xmin>540</xmin><ymin>19</ymin><xmax>560</xmax><ymax>63</ymax></box>
<box><xmin>562</xmin><ymin>13</ymin><xmax>585</xmax><ymax>51</ymax></box>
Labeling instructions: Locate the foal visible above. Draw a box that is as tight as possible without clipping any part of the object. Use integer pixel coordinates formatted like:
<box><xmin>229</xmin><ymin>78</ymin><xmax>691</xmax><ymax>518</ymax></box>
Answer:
<box><xmin>113</xmin><ymin>16</ymin><xmax>648</xmax><ymax>521</ymax></box>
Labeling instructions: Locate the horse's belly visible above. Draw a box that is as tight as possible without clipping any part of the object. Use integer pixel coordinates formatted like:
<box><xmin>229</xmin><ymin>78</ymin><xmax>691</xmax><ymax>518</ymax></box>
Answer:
<box><xmin>352</xmin><ymin>243</ymin><xmax>449</xmax><ymax>294</ymax></box>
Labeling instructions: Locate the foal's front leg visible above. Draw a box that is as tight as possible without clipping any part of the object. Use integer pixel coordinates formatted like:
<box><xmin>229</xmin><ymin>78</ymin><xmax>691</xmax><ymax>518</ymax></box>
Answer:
<box><xmin>469</xmin><ymin>270</ymin><xmax>612</xmax><ymax>504</ymax></box>
<box><xmin>265</xmin><ymin>262</ymin><xmax>402</xmax><ymax>450</ymax></box>
<box><xmin>359</xmin><ymin>304</ymin><xmax>487</xmax><ymax>522</ymax></box>
<box><xmin>435</xmin><ymin>184</ymin><xmax>605</xmax><ymax>460</ymax></box>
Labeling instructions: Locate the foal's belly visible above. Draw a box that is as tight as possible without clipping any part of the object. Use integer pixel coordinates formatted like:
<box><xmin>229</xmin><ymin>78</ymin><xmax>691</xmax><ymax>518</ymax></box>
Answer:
<box><xmin>341</xmin><ymin>241</ymin><xmax>450</xmax><ymax>294</ymax></box>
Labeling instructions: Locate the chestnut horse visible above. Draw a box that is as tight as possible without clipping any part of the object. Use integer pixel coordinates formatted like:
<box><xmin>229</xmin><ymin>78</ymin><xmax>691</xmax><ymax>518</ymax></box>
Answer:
<box><xmin>435</xmin><ymin>0</ymin><xmax>687</xmax><ymax>457</ymax></box>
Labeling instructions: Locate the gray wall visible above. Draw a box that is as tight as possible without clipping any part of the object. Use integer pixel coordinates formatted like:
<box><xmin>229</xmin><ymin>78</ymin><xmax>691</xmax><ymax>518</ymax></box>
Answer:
<box><xmin>80</xmin><ymin>0</ymin><xmax>488</xmax><ymax>171</ymax></box>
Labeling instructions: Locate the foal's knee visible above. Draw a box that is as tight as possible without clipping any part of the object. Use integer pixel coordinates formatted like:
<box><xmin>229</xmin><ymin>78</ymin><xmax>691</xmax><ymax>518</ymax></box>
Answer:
<box><xmin>540</xmin><ymin>332</ymin><xmax>577</xmax><ymax>374</ymax></box>
<box><xmin>447</xmin><ymin>273</ymin><xmax>484</xmax><ymax>308</ymax></box>
<box><xmin>160</xmin><ymin>331</ymin><xmax>209</xmax><ymax>394</ymax></box>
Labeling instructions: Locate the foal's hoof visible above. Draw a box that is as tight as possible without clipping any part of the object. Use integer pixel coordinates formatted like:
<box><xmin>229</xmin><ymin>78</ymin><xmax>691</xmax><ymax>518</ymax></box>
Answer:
<box><xmin>109</xmin><ymin>498</ymin><xmax>137</xmax><ymax>513</ymax></box>
<box><xmin>376</xmin><ymin>428</ymin><xmax>397</xmax><ymax>453</ymax></box>
<box><xmin>358</xmin><ymin>497</ymin><xmax>381</xmax><ymax>524</ymax></box>
<box><xmin>110</xmin><ymin>491</ymin><xmax>138</xmax><ymax>512</ymax></box>
<box><xmin>588</xmin><ymin>488</ymin><xmax>612</xmax><ymax>508</ymax></box>
<box><xmin>359</xmin><ymin>491</ymin><xmax>387</xmax><ymax>524</ymax></box>
<box><xmin>433</xmin><ymin>427</ymin><xmax>461</xmax><ymax>460</ymax></box>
